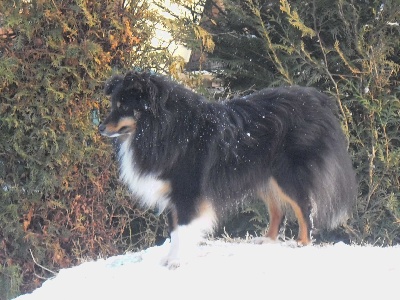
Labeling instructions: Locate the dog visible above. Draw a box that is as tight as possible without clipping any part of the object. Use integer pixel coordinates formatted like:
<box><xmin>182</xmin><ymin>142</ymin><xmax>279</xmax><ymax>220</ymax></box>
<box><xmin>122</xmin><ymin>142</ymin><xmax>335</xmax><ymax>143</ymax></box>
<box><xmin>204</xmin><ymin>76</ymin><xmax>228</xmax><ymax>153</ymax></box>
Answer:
<box><xmin>99</xmin><ymin>71</ymin><xmax>357</xmax><ymax>268</ymax></box>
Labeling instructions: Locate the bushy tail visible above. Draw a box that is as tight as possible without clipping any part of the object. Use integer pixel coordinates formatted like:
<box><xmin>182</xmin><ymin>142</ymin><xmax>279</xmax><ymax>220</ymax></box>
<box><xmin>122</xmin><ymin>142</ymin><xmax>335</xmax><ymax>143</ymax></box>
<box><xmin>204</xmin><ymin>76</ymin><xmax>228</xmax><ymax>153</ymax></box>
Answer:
<box><xmin>311</xmin><ymin>150</ymin><xmax>357</xmax><ymax>230</ymax></box>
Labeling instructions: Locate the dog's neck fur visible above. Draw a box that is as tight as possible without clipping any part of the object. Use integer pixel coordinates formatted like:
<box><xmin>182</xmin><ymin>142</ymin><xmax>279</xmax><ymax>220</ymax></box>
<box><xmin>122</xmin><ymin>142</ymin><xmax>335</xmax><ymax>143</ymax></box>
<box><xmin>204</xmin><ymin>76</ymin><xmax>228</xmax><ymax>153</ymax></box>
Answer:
<box><xmin>118</xmin><ymin>134</ymin><xmax>171</xmax><ymax>213</ymax></box>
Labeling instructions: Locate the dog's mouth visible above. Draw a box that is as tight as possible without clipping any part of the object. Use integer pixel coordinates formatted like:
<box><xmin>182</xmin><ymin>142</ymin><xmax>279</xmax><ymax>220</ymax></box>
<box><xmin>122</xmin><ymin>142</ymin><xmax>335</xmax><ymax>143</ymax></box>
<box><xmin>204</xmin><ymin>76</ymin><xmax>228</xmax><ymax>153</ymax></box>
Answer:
<box><xmin>99</xmin><ymin>125</ymin><xmax>136</xmax><ymax>138</ymax></box>
<box><xmin>99</xmin><ymin>117</ymin><xmax>137</xmax><ymax>137</ymax></box>
<box><xmin>118</xmin><ymin>125</ymin><xmax>134</xmax><ymax>135</ymax></box>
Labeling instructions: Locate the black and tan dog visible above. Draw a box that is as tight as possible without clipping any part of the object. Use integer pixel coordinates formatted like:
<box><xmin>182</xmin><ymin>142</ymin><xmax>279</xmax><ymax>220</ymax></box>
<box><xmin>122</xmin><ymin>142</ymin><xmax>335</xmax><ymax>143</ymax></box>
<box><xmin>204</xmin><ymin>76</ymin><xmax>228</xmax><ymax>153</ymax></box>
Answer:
<box><xmin>99</xmin><ymin>71</ymin><xmax>357</xmax><ymax>268</ymax></box>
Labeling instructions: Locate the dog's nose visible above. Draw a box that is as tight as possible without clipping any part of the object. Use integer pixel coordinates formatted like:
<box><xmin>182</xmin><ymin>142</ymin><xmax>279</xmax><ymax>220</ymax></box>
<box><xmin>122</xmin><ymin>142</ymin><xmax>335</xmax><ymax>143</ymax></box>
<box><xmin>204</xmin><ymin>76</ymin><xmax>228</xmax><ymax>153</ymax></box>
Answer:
<box><xmin>98</xmin><ymin>124</ymin><xmax>106</xmax><ymax>133</ymax></box>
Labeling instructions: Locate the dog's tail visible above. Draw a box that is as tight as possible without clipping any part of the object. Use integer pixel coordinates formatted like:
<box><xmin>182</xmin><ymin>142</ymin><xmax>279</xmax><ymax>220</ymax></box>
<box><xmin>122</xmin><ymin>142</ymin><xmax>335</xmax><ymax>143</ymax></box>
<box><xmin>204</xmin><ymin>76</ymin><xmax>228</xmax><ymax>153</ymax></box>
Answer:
<box><xmin>310</xmin><ymin>145</ymin><xmax>357</xmax><ymax>230</ymax></box>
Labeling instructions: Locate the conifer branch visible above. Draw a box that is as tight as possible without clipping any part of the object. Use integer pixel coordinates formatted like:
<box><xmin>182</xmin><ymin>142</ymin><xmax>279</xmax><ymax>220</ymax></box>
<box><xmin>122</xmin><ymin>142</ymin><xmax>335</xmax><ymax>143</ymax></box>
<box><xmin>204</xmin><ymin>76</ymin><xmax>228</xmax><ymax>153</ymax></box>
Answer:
<box><xmin>312</xmin><ymin>0</ymin><xmax>349</xmax><ymax>133</ymax></box>
<box><xmin>246</xmin><ymin>0</ymin><xmax>292</xmax><ymax>84</ymax></box>
<box><xmin>209</xmin><ymin>0</ymin><xmax>227</xmax><ymax>16</ymax></box>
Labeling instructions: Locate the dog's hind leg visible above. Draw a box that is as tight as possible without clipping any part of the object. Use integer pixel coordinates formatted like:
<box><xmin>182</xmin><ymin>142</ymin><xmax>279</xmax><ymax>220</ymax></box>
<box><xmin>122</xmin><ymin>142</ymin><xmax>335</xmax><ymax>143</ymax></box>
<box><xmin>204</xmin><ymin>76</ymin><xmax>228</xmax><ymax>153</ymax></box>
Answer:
<box><xmin>269</xmin><ymin>178</ymin><xmax>311</xmax><ymax>245</ymax></box>
<box><xmin>256</xmin><ymin>182</ymin><xmax>284</xmax><ymax>244</ymax></box>
<box><xmin>257</xmin><ymin>178</ymin><xmax>312</xmax><ymax>245</ymax></box>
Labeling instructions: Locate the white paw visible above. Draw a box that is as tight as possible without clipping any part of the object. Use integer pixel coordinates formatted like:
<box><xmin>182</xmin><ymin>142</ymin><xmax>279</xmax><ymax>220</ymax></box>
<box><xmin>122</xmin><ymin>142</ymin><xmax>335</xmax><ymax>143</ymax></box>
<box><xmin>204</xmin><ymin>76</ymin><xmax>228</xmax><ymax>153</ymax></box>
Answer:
<box><xmin>252</xmin><ymin>236</ymin><xmax>279</xmax><ymax>245</ymax></box>
<box><xmin>160</xmin><ymin>256</ymin><xmax>180</xmax><ymax>270</ymax></box>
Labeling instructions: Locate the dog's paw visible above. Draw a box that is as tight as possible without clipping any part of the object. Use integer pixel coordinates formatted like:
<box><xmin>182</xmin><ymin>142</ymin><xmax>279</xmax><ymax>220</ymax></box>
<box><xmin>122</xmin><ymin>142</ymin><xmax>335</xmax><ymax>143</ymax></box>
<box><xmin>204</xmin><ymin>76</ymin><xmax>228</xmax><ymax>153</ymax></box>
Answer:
<box><xmin>160</xmin><ymin>256</ymin><xmax>181</xmax><ymax>270</ymax></box>
<box><xmin>251</xmin><ymin>236</ymin><xmax>279</xmax><ymax>245</ymax></box>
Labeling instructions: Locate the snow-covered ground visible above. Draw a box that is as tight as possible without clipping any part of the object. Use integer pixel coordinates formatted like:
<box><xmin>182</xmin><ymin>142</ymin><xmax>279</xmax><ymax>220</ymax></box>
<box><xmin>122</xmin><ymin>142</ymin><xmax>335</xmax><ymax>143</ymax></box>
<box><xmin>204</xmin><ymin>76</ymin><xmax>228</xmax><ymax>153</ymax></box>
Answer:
<box><xmin>15</xmin><ymin>239</ymin><xmax>400</xmax><ymax>300</ymax></box>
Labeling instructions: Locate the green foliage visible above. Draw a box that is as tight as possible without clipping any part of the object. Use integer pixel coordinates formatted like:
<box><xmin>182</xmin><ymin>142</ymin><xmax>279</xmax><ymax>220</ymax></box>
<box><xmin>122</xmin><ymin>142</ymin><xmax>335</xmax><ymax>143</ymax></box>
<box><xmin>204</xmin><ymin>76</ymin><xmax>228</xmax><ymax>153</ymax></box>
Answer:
<box><xmin>0</xmin><ymin>264</ymin><xmax>22</xmax><ymax>299</ymax></box>
<box><xmin>0</xmin><ymin>0</ymin><xmax>172</xmax><ymax>298</ymax></box>
<box><xmin>171</xmin><ymin>0</ymin><xmax>400</xmax><ymax>245</ymax></box>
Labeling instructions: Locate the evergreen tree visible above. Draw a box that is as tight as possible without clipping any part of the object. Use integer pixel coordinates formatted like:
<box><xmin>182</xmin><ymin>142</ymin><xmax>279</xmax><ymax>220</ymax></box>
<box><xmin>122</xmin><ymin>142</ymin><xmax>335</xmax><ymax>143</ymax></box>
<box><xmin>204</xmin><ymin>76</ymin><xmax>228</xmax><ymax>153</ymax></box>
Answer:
<box><xmin>0</xmin><ymin>1</ymin><xmax>172</xmax><ymax>298</ymax></box>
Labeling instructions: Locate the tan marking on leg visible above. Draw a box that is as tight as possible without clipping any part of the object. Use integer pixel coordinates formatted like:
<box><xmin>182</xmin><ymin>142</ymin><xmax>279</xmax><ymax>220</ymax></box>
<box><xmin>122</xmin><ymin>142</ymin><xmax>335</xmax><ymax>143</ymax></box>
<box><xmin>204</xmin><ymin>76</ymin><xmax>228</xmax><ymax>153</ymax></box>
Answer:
<box><xmin>162</xmin><ymin>200</ymin><xmax>216</xmax><ymax>269</ymax></box>
<box><xmin>265</xmin><ymin>198</ymin><xmax>284</xmax><ymax>240</ymax></box>
<box><xmin>197</xmin><ymin>199</ymin><xmax>216</xmax><ymax>219</ymax></box>
<box><xmin>269</xmin><ymin>178</ymin><xmax>311</xmax><ymax>245</ymax></box>
<box><xmin>195</xmin><ymin>199</ymin><xmax>217</xmax><ymax>234</ymax></box>
<box><xmin>258</xmin><ymin>185</ymin><xmax>284</xmax><ymax>240</ymax></box>
<box><xmin>157</xmin><ymin>181</ymin><xmax>171</xmax><ymax>198</ymax></box>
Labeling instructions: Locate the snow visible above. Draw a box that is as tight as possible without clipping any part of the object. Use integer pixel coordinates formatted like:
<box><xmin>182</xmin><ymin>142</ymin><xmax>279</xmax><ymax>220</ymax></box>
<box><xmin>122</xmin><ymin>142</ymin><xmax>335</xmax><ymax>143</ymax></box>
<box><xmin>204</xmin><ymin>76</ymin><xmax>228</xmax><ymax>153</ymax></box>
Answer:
<box><xmin>14</xmin><ymin>239</ymin><xmax>400</xmax><ymax>300</ymax></box>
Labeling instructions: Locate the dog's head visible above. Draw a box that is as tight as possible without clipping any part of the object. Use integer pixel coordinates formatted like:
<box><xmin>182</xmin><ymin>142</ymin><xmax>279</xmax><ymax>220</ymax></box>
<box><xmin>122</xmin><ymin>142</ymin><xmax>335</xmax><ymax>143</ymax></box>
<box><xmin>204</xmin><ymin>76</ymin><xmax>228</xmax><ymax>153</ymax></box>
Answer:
<box><xmin>98</xmin><ymin>71</ymin><xmax>167</xmax><ymax>137</ymax></box>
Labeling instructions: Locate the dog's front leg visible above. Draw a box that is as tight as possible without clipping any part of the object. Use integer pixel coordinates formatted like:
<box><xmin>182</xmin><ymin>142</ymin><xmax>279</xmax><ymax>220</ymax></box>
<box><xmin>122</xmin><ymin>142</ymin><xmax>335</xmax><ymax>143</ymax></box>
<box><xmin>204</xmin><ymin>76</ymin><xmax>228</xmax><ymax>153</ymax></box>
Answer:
<box><xmin>161</xmin><ymin>225</ymin><xmax>202</xmax><ymax>269</ymax></box>
<box><xmin>161</xmin><ymin>229</ymin><xmax>181</xmax><ymax>269</ymax></box>
<box><xmin>161</xmin><ymin>200</ymin><xmax>216</xmax><ymax>269</ymax></box>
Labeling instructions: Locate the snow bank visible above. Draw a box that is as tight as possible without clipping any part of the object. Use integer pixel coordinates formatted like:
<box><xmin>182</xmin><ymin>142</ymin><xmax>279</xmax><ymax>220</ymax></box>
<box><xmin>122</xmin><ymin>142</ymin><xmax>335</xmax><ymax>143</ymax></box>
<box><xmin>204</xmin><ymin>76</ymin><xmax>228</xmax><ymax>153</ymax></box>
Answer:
<box><xmin>15</xmin><ymin>240</ymin><xmax>400</xmax><ymax>300</ymax></box>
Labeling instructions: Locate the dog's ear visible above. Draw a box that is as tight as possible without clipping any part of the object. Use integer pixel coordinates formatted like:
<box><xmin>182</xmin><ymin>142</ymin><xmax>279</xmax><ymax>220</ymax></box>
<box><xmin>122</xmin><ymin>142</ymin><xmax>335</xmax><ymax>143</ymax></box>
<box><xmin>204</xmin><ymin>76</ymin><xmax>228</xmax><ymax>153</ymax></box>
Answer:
<box><xmin>120</xmin><ymin>71</ymin><xmax>169</xmax><ymax>117</ymax></box>
<box><xmin>122</xmin><ymin>71</ymin><xmax>150</xmax><ymax>93</ymax></box>
<box><xmin>104</xmin><ymin>75</ymin><xmax>123</xmax><ymax>95</ymax></box>
<box><xmin>123</xmin><ymin>71</ymin><xmax>164</xmax><ymax>115</ymax></box>
<box><xmin>147</xmin><ymin>77</ymin><xmax>172</xmax><ymax>117</ymax></box>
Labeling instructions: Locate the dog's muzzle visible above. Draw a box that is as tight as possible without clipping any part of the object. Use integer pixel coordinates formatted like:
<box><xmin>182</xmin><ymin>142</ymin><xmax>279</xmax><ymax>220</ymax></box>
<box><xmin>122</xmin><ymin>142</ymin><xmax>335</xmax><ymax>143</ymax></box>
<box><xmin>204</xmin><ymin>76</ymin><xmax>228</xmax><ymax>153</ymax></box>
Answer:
<box><xmin>98</xmin><ymin>116</ymin><xmax>137</xmax><ymax>137</ymax></box>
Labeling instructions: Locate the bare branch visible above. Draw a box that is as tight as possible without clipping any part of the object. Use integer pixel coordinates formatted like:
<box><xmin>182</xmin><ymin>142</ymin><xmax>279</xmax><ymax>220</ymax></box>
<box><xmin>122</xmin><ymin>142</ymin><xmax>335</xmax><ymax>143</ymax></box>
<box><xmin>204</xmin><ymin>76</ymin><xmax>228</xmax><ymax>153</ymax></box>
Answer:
<box><xmin>29</xmin><ymin>249</ymin><xmax>58</xmax><ymax>277</ymax></box>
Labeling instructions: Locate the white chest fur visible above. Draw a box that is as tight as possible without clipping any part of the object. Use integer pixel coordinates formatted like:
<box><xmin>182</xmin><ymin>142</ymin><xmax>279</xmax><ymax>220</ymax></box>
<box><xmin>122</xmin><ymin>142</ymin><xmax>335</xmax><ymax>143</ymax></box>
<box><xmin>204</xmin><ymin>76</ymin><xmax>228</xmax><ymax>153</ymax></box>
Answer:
<box><xmin>118</xmin><ymin>135</ymin><xmax>170</xmax><ymax>212</ymax></box>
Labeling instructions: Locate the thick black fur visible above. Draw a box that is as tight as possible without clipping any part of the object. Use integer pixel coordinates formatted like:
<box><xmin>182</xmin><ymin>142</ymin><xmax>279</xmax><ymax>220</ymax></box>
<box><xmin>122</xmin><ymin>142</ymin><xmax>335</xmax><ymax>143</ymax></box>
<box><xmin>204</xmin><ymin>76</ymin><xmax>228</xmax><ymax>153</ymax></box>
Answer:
<box><xmin>100</xmin><ymin>71</ymin><xmax>357</xmax><ymax>240</ymax></box>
